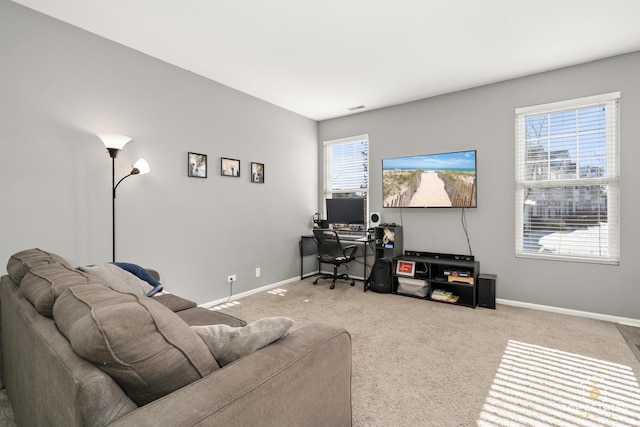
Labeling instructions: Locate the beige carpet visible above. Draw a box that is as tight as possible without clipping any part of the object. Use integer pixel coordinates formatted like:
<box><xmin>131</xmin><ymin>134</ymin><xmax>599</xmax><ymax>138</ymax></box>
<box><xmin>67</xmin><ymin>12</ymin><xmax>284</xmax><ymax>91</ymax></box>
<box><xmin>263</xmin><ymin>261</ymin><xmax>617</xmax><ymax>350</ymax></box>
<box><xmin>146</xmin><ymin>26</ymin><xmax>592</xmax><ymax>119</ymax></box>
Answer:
<box><xmin>1</xmin><ymin>279</ymin><xmax>638</xmax><ymax>426</ymax></box>
<box><xmin>216</xmin><ymin>278</ymin><xmax>640</xmax><ymax>427</ymax></box>
<box><xmin>617</xmin><ymin>324</ymin><xmax>640</xmax><ymax>364</ymax></box>
<box><xmin>0</xmin><ymin>391</ymin><xmax>14</xmax><ymax>427</ymax></box>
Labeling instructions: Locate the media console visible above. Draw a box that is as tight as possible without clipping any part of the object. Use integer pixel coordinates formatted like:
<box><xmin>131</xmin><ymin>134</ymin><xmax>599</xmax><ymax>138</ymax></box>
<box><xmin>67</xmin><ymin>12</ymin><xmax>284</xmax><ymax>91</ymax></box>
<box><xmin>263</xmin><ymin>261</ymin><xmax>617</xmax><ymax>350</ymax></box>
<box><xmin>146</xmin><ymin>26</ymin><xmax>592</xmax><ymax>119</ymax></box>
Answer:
<box><xmin>404</xmin><ymin>250</ymin><xmax>474</xmax><ymax>262</ymax></box>
<box><xmin>369</xmin><ymin>227</ymin><xmax>481</xmax><ymax>308</ymax></box>
<box><xmin>393</xmin><ymin>252</ymin><xmax>479</xmax><ymax>308</ymax></box>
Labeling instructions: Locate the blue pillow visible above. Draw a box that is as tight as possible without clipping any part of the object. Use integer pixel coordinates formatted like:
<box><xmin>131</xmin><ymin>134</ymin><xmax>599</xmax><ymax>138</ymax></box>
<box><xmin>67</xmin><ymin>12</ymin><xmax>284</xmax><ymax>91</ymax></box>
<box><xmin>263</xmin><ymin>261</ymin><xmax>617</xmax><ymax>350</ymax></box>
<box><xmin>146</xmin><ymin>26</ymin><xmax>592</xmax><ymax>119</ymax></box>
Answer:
<box><xmin>112</xmin><ymin>262</ymin><xmax>163</xmax><ymax>297</ymax></box>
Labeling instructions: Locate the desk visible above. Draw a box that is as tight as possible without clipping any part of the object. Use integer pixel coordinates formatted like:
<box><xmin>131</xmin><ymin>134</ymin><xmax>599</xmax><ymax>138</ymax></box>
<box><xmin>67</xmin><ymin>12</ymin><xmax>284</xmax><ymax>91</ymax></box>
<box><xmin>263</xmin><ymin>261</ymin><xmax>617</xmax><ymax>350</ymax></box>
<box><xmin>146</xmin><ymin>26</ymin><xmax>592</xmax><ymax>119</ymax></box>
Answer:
<box><xmin>299</xmin><ymin>235</ymin><xmax>374</xmax><ymax>284</ymax></box>
<box><xmin>299</xmin><ymin>235</ymin><xmax>319</xmax><ymax>280</ymax></box>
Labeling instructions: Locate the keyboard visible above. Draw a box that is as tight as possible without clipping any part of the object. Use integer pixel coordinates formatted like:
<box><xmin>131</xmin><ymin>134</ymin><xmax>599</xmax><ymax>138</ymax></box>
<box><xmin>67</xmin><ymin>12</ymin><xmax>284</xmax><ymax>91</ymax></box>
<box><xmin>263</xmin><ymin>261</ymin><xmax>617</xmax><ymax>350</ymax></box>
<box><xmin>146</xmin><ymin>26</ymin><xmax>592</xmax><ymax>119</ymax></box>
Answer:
<box><xmin>338</xmin><ymin>233</ymin><xmax>367</xmax><ymax>241</ymax></box>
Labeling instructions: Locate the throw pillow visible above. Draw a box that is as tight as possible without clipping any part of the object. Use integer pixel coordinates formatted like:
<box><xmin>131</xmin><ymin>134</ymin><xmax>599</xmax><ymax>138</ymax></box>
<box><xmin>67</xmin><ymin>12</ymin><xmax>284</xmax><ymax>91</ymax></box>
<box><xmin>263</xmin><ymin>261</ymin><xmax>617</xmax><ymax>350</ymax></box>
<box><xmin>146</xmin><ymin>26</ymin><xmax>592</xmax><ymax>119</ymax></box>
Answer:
<box><xmin>192</xmin><ymin>317</ymin><xmax>294</xmax><ymax>367</ymax></box>
<box><xmin>78</xmin><ymin>263</ymin><xmax>153</xmax><ymax>297</ymax></box>
<box><xmin>6</xmin><ymin>248</ymin><xmax>70</xmax><ymax>285</ymax></box>
<box><xmin>20</xmin><ymin>263</ymin><xmax>97</xmax><ymax>318</ymax></box>
<box><xmin>113</xmin><ymin>262</ymin><xmax>163</xmax><ymax>296</ymax></box>
<box><xmin>53</xmin><ymin>284</ymin><xmax>219</xmax><ymax>406</ymax></box>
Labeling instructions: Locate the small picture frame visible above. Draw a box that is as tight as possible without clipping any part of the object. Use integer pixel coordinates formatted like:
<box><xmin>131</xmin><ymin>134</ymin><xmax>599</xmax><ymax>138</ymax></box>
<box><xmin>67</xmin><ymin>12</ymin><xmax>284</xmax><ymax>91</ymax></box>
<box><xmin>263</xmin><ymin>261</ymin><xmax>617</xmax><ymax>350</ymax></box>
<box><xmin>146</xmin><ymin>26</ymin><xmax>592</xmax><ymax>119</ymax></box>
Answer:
<box><xmin>396</xmin><ymin>260</ymin><xmax>416</xmax><ymax>277</ymax></box>
<box><xmin>251</xmin><ymin>162</ymin><xmax>264</xmax><ymax>183</ymax></box>
<box><xmin>188</xmin><ymin>152</ymin><xmax>207</xmax><ymax>178</ymax></box>
<box><xmin>221</xmin><ymin>157</ymin><xmax>240</xmax><ymax>177</ymax></box>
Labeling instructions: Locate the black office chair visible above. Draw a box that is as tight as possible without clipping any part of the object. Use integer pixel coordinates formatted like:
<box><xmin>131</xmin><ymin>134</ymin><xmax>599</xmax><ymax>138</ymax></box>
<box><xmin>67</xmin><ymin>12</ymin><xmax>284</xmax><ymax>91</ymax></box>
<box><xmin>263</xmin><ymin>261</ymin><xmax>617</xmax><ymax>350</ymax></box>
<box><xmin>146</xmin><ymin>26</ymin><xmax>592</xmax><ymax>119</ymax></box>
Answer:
<box><xmin>312</xmin><ymin>229</ymin><xmax>358</xmax><ymax>289</ymax></box>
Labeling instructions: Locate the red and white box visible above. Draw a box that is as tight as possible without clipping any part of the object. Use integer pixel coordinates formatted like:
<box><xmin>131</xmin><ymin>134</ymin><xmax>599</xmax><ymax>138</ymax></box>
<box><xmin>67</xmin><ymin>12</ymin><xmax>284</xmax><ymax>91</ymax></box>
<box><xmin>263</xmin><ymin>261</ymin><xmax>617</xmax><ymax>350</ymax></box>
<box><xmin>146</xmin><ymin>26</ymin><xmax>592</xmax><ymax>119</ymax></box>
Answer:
<box><xmin>395</xmin><ymin>260</ymin><xmax>416</xmax><ymax>277</ymax></box>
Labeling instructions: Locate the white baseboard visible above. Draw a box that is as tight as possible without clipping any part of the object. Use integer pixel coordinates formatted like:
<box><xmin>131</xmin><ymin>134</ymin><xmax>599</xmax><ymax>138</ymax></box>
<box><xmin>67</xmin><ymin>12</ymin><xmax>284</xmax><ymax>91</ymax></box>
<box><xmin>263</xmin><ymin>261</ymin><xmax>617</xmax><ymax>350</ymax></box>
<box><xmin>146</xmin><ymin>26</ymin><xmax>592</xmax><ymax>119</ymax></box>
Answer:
<box><xmin>199</xmin><ymin>277</ymin><xmax>300</xmax><ymax>308</ymax></box>
<box><xmin>201</xmin><ymin>279</ymin><xmax>640</xmax><ymax>328</ymax></box>
<box><xmin>497</xmin><ymin>298</ymin><xmax>640</xmax><ymax>328</ymax></box>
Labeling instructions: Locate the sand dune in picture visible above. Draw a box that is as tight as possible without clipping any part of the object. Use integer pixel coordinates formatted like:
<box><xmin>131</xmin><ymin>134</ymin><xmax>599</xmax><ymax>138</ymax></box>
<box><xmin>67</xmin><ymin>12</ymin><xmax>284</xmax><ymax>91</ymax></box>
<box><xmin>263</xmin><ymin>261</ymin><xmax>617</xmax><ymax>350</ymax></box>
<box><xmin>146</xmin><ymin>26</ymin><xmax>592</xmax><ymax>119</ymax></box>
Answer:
<box><xmin>409</xmin><ymin>171</ymin><xmax>451</xmax><ymax>207</ymax></box>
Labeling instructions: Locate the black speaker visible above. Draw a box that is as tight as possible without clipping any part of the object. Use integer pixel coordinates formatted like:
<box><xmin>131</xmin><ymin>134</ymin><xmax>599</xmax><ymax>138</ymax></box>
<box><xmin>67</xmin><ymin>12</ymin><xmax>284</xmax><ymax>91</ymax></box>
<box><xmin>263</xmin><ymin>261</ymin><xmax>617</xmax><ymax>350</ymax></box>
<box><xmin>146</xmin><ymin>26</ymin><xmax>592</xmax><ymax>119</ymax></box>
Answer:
<box><xmin>478</xmin><ymin>274</ymin><xmax>496</xmax><ymax>309</ymax></box>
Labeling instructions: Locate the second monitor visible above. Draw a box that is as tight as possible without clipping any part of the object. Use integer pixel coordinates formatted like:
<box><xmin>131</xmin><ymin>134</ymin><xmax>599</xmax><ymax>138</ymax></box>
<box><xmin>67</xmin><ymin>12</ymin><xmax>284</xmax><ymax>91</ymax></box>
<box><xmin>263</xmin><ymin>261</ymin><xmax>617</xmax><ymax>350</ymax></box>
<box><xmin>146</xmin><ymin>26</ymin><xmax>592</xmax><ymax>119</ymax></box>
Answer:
<box><xmin>325</xmin><ymin>197</ymin><xmax>365</xmax><ymax>228</ymax></box>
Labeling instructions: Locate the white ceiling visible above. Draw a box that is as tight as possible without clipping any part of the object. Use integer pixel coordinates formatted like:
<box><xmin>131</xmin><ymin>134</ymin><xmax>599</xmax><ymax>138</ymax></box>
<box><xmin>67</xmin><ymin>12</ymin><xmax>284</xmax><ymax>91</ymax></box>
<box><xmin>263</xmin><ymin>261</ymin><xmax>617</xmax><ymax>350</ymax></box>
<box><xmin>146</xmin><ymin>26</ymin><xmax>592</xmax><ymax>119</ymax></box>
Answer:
<box><xmin>11</xmin><ymin>0</ymin><xmax>640</xmax><ymax>121</ymax></box>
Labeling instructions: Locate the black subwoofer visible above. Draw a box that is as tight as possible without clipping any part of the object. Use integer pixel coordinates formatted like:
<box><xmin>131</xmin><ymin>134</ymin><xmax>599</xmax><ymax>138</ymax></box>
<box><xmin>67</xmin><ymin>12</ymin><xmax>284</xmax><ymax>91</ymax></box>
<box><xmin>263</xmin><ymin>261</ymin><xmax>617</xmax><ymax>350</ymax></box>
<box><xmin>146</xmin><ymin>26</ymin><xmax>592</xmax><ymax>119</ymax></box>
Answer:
<box><xmin>478</xmin><ymin>274</ymin><xmax>496</xmax><ymax>309</ymax></box>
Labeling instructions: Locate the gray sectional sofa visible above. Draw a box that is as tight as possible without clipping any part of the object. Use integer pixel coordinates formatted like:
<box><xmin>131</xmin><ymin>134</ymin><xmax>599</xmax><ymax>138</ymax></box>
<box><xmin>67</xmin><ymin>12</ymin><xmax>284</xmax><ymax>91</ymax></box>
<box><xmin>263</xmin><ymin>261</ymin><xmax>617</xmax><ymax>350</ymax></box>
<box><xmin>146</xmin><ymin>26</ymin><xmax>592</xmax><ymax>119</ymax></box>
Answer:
<box><xmin>0</xmin><ymin>248</ymin><xmax>352</xmax><ymax>426</ymax></box>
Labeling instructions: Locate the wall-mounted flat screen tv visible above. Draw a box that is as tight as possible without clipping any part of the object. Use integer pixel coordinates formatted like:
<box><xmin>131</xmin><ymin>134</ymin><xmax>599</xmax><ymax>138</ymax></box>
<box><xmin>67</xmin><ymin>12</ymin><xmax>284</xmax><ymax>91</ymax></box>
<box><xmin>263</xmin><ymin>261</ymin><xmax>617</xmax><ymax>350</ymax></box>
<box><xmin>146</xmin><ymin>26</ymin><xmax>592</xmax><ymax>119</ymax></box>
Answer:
<box><xmin>382</xmin><ymin>150</ymin><xmax>477</xmax><ymax>208</ymax></box>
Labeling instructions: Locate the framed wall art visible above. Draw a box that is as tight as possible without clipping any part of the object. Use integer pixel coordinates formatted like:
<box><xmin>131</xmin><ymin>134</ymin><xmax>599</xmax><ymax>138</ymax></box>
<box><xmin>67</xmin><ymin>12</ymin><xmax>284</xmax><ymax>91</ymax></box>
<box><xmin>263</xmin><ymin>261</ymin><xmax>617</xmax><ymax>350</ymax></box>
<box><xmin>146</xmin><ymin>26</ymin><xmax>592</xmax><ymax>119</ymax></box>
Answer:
<box><xmin>251</xmin><ymin>162</ymin><xmax>264</xmax><ymax>183</ymax></box>
<box><xmin>188</xmin><ymin>152</ymin><xmax>207</xmax><ymax>178</ymax></box>
<box><xmin>221</xmin><ymin>157</ymin><xmax>240</xmax><ymax>177</ymax></box>
<box><xmin>396</xmin><ymin>260</ymin><xmax>416</xmax><ymax>277</ymax></box>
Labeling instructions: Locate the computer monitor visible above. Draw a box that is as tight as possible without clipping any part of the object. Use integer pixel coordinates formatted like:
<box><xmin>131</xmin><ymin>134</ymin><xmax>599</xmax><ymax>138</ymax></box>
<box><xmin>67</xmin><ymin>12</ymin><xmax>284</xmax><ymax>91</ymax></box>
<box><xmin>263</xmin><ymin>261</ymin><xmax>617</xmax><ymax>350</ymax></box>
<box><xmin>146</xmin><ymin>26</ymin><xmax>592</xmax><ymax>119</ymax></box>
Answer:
<box><xmin>326</xmin><ymin>198</ymin><xmax>365</xmax><ymax>226</ymax></box>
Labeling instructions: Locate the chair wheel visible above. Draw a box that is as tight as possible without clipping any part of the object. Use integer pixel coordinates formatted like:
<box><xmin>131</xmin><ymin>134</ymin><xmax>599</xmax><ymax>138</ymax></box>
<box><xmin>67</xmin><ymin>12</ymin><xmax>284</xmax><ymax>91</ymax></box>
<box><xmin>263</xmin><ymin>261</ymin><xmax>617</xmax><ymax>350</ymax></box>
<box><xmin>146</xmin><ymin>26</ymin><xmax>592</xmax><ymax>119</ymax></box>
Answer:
<box><xmin>330</xmin><ymin>283</ymin><xmax>335</xmax><ymax>289</ymax></box>
<box><xmin>350</xmin><ymin>281</ymin><xmax>355</xmax><ymax>286</ymax></box>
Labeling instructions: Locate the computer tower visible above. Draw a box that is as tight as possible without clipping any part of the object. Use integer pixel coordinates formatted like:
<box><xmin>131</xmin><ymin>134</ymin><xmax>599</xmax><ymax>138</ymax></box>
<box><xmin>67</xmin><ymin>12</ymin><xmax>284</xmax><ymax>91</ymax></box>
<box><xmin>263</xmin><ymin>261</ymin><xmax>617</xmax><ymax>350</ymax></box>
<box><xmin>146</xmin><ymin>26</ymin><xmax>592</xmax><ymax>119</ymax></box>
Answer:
<box><xmin>478</xmin><ymin>274</ymin><xmax>496</xmax><ymax>309</ymax></box>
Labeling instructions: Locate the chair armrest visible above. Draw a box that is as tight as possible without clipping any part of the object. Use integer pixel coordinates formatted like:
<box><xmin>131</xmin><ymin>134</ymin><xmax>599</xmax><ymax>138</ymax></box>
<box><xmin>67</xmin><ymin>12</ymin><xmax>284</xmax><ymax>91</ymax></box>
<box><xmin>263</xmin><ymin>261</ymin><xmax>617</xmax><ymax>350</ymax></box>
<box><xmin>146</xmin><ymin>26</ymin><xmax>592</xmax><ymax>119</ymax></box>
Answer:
<box><xmin>108</xmin><ymin>323</ymin><xmax>352</xmax><ymax>427</ymax></box>
<box><xmin>343</xmin><ymin>245</ymin><xmax>358</xmax><ymax>259</ymax></box>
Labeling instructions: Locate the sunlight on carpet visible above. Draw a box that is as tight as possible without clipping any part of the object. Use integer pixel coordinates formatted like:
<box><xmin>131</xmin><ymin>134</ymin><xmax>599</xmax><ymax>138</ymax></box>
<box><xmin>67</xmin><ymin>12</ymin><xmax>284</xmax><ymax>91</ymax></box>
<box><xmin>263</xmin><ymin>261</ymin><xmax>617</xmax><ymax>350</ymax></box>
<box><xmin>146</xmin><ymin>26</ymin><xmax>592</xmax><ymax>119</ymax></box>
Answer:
<box><xmin>209</xmin><ymin>301</ymin><xmax>241</xmax><ymax>310</ymax></box>
<box><xmin>477</xmin><ymin>340</ymin><xmax>640</xmax><ymax>426</ymax></box>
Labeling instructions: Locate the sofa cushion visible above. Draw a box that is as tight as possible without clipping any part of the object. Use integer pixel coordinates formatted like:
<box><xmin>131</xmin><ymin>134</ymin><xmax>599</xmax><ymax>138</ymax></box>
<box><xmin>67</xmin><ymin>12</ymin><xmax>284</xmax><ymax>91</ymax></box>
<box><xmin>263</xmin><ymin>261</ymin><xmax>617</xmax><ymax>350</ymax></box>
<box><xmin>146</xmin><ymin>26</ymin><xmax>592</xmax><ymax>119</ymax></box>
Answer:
<box><xmin>6</xmin><ymin>248</ymin><xmax>70</xmax><ymax>285</ymax></box>
<box><xmin>53</xmin><ymin>284</ymin><xmax>219</xmax><ymax>406</ymax></box>
<box><xmin>153</xmin><ymin>293</ymin><xmax>197</xmax><ymax>312</ymax></box>
<box><xmin>192</xmin><ymin>317</ymin><xmax>293</xmax><ymax>367</ymax></box>
<box><xmin>177</xmin><ymin>306</ymin><xmax>247</xmax><ymax>327</ymax></box>
<box><xmin>78</xmin><ymin>264</ymin><xmax>153</xmax><ymax>297</ymax></box>
<box><xmin>20</xmin><ymin>263</ymin><xmax>97</xmax><ymax>318</ymax></box>
<box><xmin>113</xmin><ymin>262</ymin><xmax>164</xmax><ymax>296</ymax></box>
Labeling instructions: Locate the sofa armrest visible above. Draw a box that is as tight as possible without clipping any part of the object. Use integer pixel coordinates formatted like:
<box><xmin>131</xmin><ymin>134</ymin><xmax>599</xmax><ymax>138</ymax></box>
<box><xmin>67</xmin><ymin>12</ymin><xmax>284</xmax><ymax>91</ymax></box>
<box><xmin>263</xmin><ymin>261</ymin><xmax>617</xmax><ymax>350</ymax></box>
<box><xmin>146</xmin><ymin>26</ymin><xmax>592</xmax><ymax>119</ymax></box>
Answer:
<box><xmin>108</xmin><ymin>323</ymin><xmax>352</xmax><ymax>427</ymax></box>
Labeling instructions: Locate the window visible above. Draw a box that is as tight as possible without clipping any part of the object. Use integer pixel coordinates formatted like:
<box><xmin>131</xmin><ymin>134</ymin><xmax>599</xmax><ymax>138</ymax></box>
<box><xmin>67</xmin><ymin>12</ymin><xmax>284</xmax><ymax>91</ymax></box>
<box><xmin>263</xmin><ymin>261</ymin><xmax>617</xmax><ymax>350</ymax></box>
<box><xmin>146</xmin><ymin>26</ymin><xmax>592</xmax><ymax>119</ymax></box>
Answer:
<box><xmin>515</xmin><ymin>93</ymin><xmax>620</xmax><ymax>264</ymax></box>
<box><xmin>323</xmin><ymin>134</ymin><xmax>369</xmax><ymax>227</ymax></box>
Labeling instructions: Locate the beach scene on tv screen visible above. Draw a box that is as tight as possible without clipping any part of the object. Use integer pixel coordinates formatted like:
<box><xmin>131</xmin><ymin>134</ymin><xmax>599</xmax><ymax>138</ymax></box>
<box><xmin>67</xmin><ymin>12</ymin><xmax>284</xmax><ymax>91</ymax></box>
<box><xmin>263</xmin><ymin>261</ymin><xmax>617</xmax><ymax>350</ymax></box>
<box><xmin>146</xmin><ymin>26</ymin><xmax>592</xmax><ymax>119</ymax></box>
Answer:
<box><xmin>383</xmin><ymin>151</ymin><xmax>477</xmax><ymax>208</ymax></box>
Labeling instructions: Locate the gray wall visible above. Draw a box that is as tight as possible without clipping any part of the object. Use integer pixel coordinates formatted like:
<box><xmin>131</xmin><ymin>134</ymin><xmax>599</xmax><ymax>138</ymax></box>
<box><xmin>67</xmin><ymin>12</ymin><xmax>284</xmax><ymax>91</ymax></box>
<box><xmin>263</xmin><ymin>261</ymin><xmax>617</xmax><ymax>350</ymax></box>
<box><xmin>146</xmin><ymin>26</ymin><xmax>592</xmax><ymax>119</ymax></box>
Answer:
<box><xmin>319</xmin><ymin>52</ymin><xmax>640</xmax><ymax>320</ymax></box>
<box><xmin>3</xmin><ymin>1</ymin><xmax>638</xmax><ymax>319</ymax></box>
<box><xmin>0</xmin><ymin>1</ymin><xmax>318</xmax><ymax>303</ymax></box>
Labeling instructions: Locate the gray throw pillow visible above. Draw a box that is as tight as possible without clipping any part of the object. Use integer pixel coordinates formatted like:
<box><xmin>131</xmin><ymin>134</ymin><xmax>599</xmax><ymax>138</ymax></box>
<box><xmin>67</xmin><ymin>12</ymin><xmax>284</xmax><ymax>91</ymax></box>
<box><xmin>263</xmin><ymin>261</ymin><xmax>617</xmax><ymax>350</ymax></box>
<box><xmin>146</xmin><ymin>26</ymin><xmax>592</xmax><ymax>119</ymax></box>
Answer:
<box><xmin>113</xmin><ymin>262</ymin><xmax>164</xmax><ymax>296</ymax></box>
<box><xmin>192</xmin><ymin>317</ymin><xmax>294</xmax><ymax>367</ymax></box>
<box><xmin>78</xmin><ymin>263</ymin><xmax>153</xmax><ymax>297</ymax></box>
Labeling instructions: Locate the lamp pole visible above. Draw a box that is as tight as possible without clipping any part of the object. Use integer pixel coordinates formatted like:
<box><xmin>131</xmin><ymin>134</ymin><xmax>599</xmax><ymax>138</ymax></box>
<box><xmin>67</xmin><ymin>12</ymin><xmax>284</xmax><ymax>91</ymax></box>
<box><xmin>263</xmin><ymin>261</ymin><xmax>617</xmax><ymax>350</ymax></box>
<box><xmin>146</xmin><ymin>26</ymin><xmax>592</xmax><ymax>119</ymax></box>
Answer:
<box><xmin>112</xmin><ymin>156</ymin><xmax>116</xmax><ymax>262</ymax></box>
<box><xmin>105</xmin><ymin>147</ymin><xmax>120</xmax><ymax>263</ymax></box>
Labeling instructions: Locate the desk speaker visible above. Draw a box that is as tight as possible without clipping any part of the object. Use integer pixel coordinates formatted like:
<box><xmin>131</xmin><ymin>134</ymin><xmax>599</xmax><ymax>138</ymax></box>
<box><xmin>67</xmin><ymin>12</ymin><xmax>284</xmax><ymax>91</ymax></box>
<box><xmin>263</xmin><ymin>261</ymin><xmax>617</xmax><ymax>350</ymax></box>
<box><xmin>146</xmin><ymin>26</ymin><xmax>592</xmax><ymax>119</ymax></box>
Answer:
<box><xmin>370</xmin><ymin>212</ymin><xmax>381</xmax><ymax>227</ymax></box>
<box><xmin>478</xmin><ymin>274</ymin><xmax>496</xmax><ymax>309</ymax></box>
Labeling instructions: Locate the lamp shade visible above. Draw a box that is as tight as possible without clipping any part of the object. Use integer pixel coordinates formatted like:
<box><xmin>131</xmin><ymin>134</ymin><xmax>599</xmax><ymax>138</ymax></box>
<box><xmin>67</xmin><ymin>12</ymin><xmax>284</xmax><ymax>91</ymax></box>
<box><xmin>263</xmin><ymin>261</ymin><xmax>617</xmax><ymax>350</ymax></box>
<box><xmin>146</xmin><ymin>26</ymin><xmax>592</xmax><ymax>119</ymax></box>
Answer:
<box><xmin>97</xmin><ymin>133</ymin><xmax>132</xmax><ymax>150</ymax></box>
<box><xmin>133</xmin><ymin>158</ymin><xmax>151</xmax><ymax>175</ymax></box>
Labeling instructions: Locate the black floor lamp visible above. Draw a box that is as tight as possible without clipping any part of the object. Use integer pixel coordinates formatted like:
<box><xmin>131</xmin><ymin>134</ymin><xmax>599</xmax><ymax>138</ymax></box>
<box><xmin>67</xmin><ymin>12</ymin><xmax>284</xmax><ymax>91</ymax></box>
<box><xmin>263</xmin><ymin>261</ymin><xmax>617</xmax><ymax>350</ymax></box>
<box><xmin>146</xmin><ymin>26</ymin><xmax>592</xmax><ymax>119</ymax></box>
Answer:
<box><xmin>97</xmin><ymin>134</ymin><xmax>150</xmax><ymax>262</ymax></box>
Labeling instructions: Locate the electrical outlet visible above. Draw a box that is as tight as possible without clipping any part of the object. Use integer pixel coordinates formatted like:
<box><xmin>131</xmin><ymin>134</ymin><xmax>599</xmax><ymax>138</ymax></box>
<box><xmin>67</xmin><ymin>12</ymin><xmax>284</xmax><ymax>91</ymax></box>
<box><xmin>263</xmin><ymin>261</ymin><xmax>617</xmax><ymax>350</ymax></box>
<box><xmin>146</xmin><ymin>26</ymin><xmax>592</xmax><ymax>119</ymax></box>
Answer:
<box><xmin>227</xmin><ymin>274</ymin><xmax>236</xmax><ymax>283</ymax></box>
<box><xmin>255</xmin><ymin>267</ymin><xmax>261</xmax><ymax>277</ymax></box>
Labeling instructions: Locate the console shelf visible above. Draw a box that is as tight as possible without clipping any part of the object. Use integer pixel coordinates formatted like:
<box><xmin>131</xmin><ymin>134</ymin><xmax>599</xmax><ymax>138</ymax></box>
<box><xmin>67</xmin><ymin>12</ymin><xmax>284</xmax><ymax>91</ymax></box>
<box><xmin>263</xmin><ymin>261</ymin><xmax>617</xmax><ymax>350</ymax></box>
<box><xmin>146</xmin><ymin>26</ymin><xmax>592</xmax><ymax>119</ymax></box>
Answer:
<box><xmin>392</xmin><ymin>255</ymin><xmax>479</xmax><ymax>308</ymax></box>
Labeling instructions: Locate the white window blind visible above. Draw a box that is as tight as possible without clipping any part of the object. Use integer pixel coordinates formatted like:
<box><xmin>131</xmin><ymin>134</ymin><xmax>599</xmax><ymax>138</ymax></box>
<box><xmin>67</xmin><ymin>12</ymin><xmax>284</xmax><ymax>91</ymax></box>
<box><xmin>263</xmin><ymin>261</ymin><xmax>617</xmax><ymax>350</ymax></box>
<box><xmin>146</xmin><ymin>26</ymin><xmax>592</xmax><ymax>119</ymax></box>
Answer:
<box><xmin>323</xmin><ymin>135</ymin><xmax>369</xmax><ymax>224</ymax></box>
<box><xmin>515</xmin><ymin>93</ymin><xmax>620</xmax><ymax>264</ymax></box>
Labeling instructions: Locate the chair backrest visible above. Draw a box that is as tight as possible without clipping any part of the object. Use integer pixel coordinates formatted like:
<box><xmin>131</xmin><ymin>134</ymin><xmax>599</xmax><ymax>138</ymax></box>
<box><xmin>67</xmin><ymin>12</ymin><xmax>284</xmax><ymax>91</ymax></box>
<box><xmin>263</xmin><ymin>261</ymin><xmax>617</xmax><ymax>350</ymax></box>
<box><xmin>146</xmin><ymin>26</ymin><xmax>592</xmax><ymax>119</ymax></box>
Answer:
<box><xmin>313</xmin><ymin>229</ymin><xmax>345</xmax><ymax>261</ymax></box>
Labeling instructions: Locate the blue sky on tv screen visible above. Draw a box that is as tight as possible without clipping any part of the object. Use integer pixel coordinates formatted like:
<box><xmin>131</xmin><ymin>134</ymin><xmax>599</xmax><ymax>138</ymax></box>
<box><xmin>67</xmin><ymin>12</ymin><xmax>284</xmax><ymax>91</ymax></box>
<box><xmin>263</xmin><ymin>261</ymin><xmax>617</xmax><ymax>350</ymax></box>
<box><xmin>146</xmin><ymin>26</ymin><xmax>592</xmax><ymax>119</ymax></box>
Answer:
<box><xmin>383</xmin><ymin>150</ymin><xmax>476</xmax><ymax>172</ymax></box>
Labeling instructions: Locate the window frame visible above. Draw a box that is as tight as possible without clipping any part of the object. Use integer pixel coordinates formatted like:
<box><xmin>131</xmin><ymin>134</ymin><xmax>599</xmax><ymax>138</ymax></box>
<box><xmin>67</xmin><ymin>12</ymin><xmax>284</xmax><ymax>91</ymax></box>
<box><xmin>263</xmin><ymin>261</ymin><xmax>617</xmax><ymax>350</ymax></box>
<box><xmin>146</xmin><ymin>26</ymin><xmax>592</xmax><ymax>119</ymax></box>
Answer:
<box><xmin>515</xmin><ymin>92</ymin><xmax>620</xmax><ymax>265</ymax></box>
<box><xmin>322</xmin><ymin>134</ymin><xmax>369</xmax><ymax>227</ymax></box>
